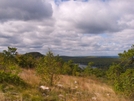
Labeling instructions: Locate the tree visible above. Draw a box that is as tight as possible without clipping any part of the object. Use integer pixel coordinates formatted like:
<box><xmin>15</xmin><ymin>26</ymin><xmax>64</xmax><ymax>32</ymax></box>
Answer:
<box><xmin>0</xmin><ymin>47</ymin><xmax>26</xmax><ymax>86</ymax></box>
<box><xmin>36</xmin><ymin>51</ymin><xmax>61</xmax><ymax>86</ymax></box>
<box><xmin>72</xmin><ymin>64</ymin><xmax>81</xmax><ymax>76</ymax></box>
<box><xmin>18</xmin><ymin>54</ymin><xmax>36</xmax><ymax>68</ymax></box>
<box><xmin>3</xmin><ymin>46</ymin><xmax>17</xmax><ymax>63</ymax></box>
<box><xmin>120</xmin><ymin>69</ymin><xmax>134</xmax><ymax>97</ymax></box>
<box><xmin>83</xmin><ymin>62</ymin><xmax>94</xmax><ymax>76</ymax></box>
<box><xmin>2</xmin><ymin>47</ymin><xmax>19</xmax><ymax>74</ymax></box>
<box><xmin>62</xmin><ymin>60</ymin><xmax>74</xmax><ymax>75</ymax></box>
<box><xmin>62</xmin><ymin>62</ymin><xmax>72</xmax><ymax>75</ymax></box>
<box><xmin>106</xmin><ymin>45</ymin><xmax>134</xmax><ymax>97</ymax></box>
<box><xmin>107</xmin><ymin>63</ymin><xmax>125</xmax><ymax>81</ymax></box>
<box><xmin>118</xmin><ymin>45</ymin><xmax>134</xmax><ymax>65</ymax></box>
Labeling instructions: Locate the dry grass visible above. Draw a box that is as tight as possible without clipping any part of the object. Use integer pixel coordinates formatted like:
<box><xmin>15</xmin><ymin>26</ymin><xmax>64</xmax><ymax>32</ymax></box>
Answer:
<box><xmin>17</xmin><ymin>69</ymin><xmax>129</xmax><ymax>101</ymax></box>
<box><xmin>0</xmin><ymin>92</ymin><xmax>5</xmax><ymax>101</ymax></box>
<box><xmin>56</xmin><ymin>75</ymin><xmax>128</xmax><ymax>101</ymax></box>
<box><xmin>20</xmin><ymin>70</ymin><xmax>129</xmax><ymax>101</ymax></box>
<box><xmin>19</xmin><ymin>69</ymin><xmax>41</xmax><ymax>87</ymax></box>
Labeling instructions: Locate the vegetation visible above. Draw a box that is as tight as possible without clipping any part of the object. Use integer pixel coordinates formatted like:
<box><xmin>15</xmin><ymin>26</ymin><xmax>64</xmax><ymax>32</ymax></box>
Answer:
<box><xmin>60</xmin><ymin>56</ymin><xmax>119</xmax><ymax>69</ymax></box>
<box><xmin>1</xmin><ymin>47</ymin><xmax>19</xmax><ymax>74</ymax></box>
<box><xmin>0</xmin><ymin>45</ymin><xmax>134</xmax><ymax>100</ymax></box>
<box><xmin>17</xmin><ymin>53</ymin><xmax>37</xmax><ymax>68</ymax></box>
<box><xmin>107</xmin><ymin>45</ymin><xmax>134</xmax><ymax>98</ymax></box>
<box><xmin>0</xmin><ymin>71</ymin><xmax>26</xmax><ymax>87</ymax></box>
<box><xmin>36</xmin><ymin>51</ymin><xmax>61</xmax><ymax>86</ymax></box>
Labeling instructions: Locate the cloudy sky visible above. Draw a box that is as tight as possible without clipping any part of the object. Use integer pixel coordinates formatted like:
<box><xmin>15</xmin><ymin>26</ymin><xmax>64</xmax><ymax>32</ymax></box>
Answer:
<box><xmin>0</xmin><ymin>0</ymin><xmax>134</xmax><ymax>56</ymax></box>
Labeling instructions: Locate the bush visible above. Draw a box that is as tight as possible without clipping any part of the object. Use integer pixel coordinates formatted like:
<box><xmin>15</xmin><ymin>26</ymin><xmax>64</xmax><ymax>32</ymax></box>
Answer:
<box><xmin>106</xmin><ymin>45</ymin><xmax>134</xmax><ymax>98</ymax></box>
<box><xmin>120</xmin><ymin>69</ymin><xmax>134</xmax><ymax>97</ymax></box>
<box><xmin>0</xmin><ymin>71</ymin><xmax>27</xmax><ymax>87</ymax></box>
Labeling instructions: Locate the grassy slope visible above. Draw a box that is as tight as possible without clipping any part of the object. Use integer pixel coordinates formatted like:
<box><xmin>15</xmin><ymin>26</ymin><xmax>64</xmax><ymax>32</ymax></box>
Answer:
<box><xmin>0</xmin><ymin>69</ymin><xmax>129</xmax><ymax>101</ymax></box>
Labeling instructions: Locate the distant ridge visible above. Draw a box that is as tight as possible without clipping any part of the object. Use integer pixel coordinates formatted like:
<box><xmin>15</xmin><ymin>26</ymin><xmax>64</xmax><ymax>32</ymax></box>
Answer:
<box><xmin>60</xmin><ymin>56</ymin><xmax>119</xmax><ymax>58</ymax></box>
<box><xmin>89</xmin><ymin>56</ymin><xmax>119</xmax><ymax>58</ymax></box>
<box><xmin>60</xmin><ymin>56</ymin><xmax>119</xmax><ymax>69</ymax></box>
<box><xmin>24</xmin><ymin>52</ymin><xmax>44</xmax><ymax>58</ymax></box>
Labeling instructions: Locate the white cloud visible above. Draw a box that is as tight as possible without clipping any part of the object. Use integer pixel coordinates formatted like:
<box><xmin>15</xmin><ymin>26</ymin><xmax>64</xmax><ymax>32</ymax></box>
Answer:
<box><xmin>0</xmin><ymin>0</ymin><xmax>133</xmax><ymax>56</ymax></box>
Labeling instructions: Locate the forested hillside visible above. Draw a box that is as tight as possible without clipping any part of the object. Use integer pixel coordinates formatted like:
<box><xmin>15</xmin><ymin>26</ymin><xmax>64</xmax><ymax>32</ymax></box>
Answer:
<box><xmin>60</xmin><ymin>56</ymin><xmax>119</xmax><ymax>69</ymax></box>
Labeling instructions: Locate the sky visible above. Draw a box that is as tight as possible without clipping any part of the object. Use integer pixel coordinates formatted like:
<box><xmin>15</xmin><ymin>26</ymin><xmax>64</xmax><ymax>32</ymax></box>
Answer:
<box><xmin>0</xmin><ymin>0</ymin><xmax>134</xmax><ymax>56</ymax></box>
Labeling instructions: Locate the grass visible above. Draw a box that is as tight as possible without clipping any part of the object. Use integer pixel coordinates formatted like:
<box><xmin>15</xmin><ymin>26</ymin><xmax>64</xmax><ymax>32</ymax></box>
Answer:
<box><xmin>58</xmin><ymin>75</ymin><xmax>128</xmax><ymax>101</ymax></box>
<box><xmin>0</xmin><ymin>68</ymin><xmax>130</xmax><ymax>101</ymax></box>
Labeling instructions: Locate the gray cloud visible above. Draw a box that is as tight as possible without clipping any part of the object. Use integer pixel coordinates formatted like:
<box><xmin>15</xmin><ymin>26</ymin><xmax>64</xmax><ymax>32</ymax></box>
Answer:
<box><xmin>0</xmin><ymin>0</ymin><xmax>134</xmax><ymax>56</ymax></box>
<box><xmin>0</xmin><ymin>0</ymin><xmax>53</xmax><ymax>21</ymax></box>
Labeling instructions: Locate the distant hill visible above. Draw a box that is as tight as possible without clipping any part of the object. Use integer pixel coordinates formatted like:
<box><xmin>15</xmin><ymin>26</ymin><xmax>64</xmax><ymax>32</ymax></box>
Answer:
<box><xmin>24</xmin><ymin>52</ymin><xmax>44</xmax><ymax>58</ymax></box>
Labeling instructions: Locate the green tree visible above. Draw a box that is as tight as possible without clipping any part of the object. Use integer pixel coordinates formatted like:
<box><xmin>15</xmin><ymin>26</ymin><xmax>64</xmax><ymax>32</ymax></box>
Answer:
<box><xmin>72</xmin><ymin>64</ymin><xmax>81</xmax><ymax>76</ymax></box>
<box><xmin>62</xmin><ymin>60</ymin><xmax>81</xmax><ymax>75</ymax></box>
<box><xmin>107</xmin><ymin>45</ymin><xmax>134</xmax><ymax>97</ymax></box>
<box><xmin>18</xmin><ymin>54</ymin><xmax>36</xmax><ymax>68</ymax></box>
<box><xmin>2</xmin><ymin>47</ymin><xmax>19</xmax><ymax>74</ymax></box>
<box><xmin>62</xmin><ymin>62</ymin><xmax>72</xmax><ymax>75</ymax></box>
<box><xmin>36</xmin><ymin>51</ymin><xmax>61</xmax><ymax>86</ymax></box>
<box><xmin>107</xmin><ymin>63</ymin><xmax>125</xmax><ymax>81</ymax></box>
<box><xmin>118</xmin><ymin>45</ymin><xmax>134</xmax><ymax>65</ymax></box>
<box><xmin>0</xmin><ymin>47</ymin><xmax>26</xmax><ymax>87</ymax></box>
<box><xmin>83</xmin><ymin>62</ymin><xmax>94</xmax><ymax>76</ymax></box>
<box><xmin>62</xmin><ymin>60</ymin><xmax>74</xmax><ymax>75</ymax></box>
<box><xmin>3</xmin><ymin>47</ymin><xmax>17</xmax><ymax>64</ymax></box>
<box><xmin>92</xmin><ymin>68</ymin><xmax>105</xmax><ymax>77</ymax></box>
<box><xmin>119</xmin><ymin>69</ymin><xmax>134</xmax><ymax>97</ymax></box>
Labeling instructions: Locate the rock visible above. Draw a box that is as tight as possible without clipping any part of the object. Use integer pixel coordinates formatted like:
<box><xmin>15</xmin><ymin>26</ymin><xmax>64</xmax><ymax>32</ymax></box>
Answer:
<box><xmin>92</xmin><ymin>96</ymin><xmax>97</xmax><ymax>100</ymax></box>
<box><xmin>39</xmin><ymin>85</ymin><xmax>50</xmax><ymax>94</ymax></box>
<box><xmin>106</xmin><ymin>93</ymin><xmax>110</xmax><ymax>96</ymax></box>
<box><xmin>74</xmin><ymin>80</ymin><xmax>78</xmax><ymax>84</ymax></box>
<box><xmin>39</xmin><ymin>85</ymin><xmax>50</xmax><ymax>90</ymax></box>
<box><xmin>57</xmin><ymin>84</ymin><xmax>63</xmax><ymax>89</ymax></box>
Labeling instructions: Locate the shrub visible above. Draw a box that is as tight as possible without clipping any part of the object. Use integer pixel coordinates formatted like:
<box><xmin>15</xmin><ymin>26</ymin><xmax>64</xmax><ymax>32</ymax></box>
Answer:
<box><xmin>0</xmin><ymin>71</ymin><xmax>27</xmax><ymax>87</ymax></box>
<box><xmin>36</xmin><ymin>51</ymin><xmax>61</xmax><ymax>86</ymax></box>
